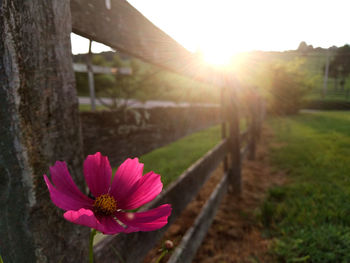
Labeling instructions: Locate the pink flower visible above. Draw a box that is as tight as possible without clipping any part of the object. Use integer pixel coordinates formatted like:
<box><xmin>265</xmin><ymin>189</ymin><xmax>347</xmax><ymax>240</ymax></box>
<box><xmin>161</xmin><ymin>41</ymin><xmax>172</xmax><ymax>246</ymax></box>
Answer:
<box><xmin>44</xmin><ymin>152</ymin><xmax>171</xmax><ymax>235</ymax></box>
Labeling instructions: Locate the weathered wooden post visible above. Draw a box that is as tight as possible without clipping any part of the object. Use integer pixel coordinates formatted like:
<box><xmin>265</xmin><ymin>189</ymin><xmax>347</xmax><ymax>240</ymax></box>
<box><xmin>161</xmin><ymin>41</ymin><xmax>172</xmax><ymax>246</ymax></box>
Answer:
<box><xmin>256</xmin><ymin>95</ymin><xmax>265</xmax><ymax>140</ymax></box>
<box><xmin>248</xmin><ymin>94</ymin><xmax>258</xmax><ymax>161</ymax></box>
<box><xmin>87</xmin><ymin>39</ymin><xmax>97</xmax><ymax>111</ymax></box>
<box><xmin>226</xmin><ymin>83</ymin><xmax>242</xmax><ymax>194</ymax></box>
<box><xmin>0</xmin><ymin>1</ymin><xmax>89</xmax><ymax>262</ymax></box>
<box><xmin>221</xmin><ymin>85</ymin><xmax>228</xmax><ymax>172</ymax></box>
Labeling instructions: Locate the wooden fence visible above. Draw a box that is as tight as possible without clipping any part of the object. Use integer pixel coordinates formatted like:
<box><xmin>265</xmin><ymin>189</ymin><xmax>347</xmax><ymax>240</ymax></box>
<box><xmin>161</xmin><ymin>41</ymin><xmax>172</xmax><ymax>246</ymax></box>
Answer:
<box><xmin>0</xmin><ymin>1</ymin><xmax>264</xmax><ymax>262</ymax></box>
<box><xmin>93</xmin><ymin>88</ymin><xmax>265</xmax><ymax>263</ymax></box>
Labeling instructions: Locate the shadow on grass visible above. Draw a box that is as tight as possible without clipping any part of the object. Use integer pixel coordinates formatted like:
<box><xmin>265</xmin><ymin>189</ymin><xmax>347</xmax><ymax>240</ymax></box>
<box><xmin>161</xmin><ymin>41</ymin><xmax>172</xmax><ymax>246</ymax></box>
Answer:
<box><xmin>295</xmin><ymin>112</ymin><xmax>350</xmax><ymax>137</ymax></box>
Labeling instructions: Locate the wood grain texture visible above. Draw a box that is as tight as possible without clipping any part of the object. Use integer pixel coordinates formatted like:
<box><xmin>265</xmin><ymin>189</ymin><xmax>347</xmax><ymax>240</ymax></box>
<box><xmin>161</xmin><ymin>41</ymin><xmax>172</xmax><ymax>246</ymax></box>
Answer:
<box><xmin>94</xmin><ymin>139</ymin><xmax>228</xmax><ymax>263</ymax></box>
<box><xmin>0</xmin><ymin>1</ymin><xmax>88</xmax><ymax>262</ymax></box>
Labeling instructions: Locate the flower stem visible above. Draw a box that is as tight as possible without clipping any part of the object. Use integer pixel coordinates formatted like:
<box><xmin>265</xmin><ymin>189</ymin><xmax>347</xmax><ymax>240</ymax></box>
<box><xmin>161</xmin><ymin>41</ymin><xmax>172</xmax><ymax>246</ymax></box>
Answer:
<box><xmin>155</xmin><ymin>250</ymin><xmax>168</xmax><ymax>263</ymax></box>
<box><xmin>89</xmin><ymin>229</ymin><xmax>97</xmax><ymax>263</ymax></box>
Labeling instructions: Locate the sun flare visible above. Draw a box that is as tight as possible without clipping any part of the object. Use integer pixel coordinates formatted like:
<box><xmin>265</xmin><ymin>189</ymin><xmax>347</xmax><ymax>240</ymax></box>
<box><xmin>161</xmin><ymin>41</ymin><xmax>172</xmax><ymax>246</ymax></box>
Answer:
<box><xmin>198</xmin><ymin>40</ymin><xmax>247</xmax><ymax>67</ymax></box>
<box><xmin>202</xmin><ymin>48</ymin><xmax>233</xmax><ymax>66</ymax></box>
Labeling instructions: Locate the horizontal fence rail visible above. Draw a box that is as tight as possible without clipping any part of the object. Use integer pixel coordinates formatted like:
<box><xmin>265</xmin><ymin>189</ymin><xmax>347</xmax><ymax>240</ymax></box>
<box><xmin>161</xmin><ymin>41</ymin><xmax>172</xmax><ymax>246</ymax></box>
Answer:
<box><xmin>70</xmin><ymin>0</ymin><xmax>230</xmax><ymax>87</ymax></box>
<box><xmin>165</xmin><ymin>121</ymin><xmax>261</xmax><ymax>263</ymax></box>
<box><xmin>168</xmin><ymin>172</ymin><xmax>228</xmax><ymax>263</ymax></box>
<box><xmin>73</xmin><ymin>63</ymin><xmax>132</xmax><ymax>75</ymax></box>
<box><xmin>94</xmin><ymin>139</ymin><xmax>229</xmax><ymax>263</ymax></box>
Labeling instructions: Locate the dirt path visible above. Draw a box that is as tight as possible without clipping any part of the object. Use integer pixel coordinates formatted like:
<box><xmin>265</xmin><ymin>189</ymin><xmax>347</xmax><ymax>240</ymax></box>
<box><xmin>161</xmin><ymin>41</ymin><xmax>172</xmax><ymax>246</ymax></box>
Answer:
<box><xmin>145</xmin><ymin>126</ymin><xmax>286</xmax><ymax>263</ymax></box>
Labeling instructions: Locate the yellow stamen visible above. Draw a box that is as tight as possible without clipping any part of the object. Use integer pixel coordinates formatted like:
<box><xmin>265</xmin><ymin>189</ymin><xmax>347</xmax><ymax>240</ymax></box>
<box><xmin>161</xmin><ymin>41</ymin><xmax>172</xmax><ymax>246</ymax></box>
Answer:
<box><xmin>93</xmin><ymin>194</ymin><xmax>117</xmax><ymax>216</ymax></box>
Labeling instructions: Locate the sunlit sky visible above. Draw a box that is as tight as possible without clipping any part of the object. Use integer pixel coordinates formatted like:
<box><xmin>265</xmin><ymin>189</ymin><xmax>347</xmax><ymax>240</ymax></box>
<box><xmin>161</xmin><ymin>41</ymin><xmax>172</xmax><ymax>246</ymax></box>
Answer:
<box><xmin>71</xmin><ymin>0</ymin><xmax>350</xmax><ymax>64</ymax></box>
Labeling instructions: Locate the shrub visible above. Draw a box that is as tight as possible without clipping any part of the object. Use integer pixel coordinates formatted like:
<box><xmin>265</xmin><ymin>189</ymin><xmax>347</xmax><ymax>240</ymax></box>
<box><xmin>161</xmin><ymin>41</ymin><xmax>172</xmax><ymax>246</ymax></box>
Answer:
<box><xmin>269</xmin><ymin>65</ymin><xmax>311</xmax><ymax>115</ymax></box>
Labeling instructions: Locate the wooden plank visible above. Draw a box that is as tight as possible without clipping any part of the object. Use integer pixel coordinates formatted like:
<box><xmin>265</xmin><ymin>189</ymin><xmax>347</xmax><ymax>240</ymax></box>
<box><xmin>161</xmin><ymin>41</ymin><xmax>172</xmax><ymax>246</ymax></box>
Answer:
<box><xmin>70</xmin><ymin>0</ymin><xmax>226</xmax><ymax>87</ymax></box>
<box><xmin>94</xmin><ymin>139</ymin><xmax>229</xmax><ymax>263</ymax></box>
<box><xmin>167</xmin><ymin>173</ymin><xmax>228</xmax><ymax>263</ymax></box>
<box><xmin>73</xmin><ymin>63</ymin><xmax>132</xmax><ymax>75</ymax></box>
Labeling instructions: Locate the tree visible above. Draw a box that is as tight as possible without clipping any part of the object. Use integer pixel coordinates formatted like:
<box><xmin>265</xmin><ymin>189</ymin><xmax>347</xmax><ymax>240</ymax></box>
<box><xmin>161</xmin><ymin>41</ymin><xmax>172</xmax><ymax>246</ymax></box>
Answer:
<box><xmin>269</xmin><ymin>63</ymin><xmax>312</xmax><ymax>115</ymax></box>
<box><xmin>328</xmin><ymin>59</ymin><xmax>340</xmax><ymax>91</ymax></box>
<box><xmin>94</xmin><ymin>55</ymin><xmax>162</xmax><ymax>110</ymax></box>
<box><xmin>297</xmin><ymin>41</ymin><xmax>313</xmax><ymax>55</ymax></box>
<box><xmin>328</xmin><ymin>45</ymin><xmax>350</xmax><ymax>91</ymax></box>
<box><xmin>298</xmin><ymin>41</ymin><xmax>308</xmax><ymax>51</ymax></box>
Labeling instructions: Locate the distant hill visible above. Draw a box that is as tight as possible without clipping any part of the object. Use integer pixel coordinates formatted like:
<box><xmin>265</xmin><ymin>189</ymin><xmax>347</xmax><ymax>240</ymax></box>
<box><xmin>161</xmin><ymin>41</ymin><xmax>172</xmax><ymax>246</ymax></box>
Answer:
<box><xmin>73</xmin><ymin>45</ymin><xmax>350</xmax><ymax>102</ymax></box>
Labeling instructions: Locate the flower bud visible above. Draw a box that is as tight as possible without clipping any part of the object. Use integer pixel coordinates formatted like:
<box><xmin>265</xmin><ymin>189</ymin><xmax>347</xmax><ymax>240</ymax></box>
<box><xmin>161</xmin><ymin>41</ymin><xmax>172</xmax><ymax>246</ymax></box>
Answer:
<box><xmin>164</xmin><ymin>240</ymin><xmax>174</xmax><ymax>250</ymax></box>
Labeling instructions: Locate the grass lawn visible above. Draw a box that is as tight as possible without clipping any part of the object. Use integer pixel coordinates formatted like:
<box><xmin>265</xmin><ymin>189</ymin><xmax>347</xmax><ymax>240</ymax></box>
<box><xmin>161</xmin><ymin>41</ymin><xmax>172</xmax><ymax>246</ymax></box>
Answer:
<box><xmin>94</xmin><ymin>125</ymin><xmax>221</xmax><ymax>244</ymax></box>
<box><xmin>262</xmin><ymin>111</ymin><xmax>350</xmax><ymax>262</ymax></box>
<box><xmin>79</xmin><ymin>104</ymin><xmax>107</xmax><ymax>111</ymax></box>
<box><xmin>139</xmin><ymin>125</ymin><xmax>221</xmax><ymax>188</ymax></box>
<box><xmin>111</xmin><ymin>125</ymin><xmax>222</xmax><ymax>189</ymax></box>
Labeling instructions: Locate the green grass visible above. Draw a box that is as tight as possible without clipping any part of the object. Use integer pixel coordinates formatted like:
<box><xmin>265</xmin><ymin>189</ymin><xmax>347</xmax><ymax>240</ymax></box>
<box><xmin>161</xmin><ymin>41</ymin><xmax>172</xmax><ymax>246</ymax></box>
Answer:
<box><xmin>94</xmin><ymin>125</ymin><xmax>221</xmax><ymax>244</ymax></box>
<box><xmin>139</xmin><ymin>125</ymin><xmax>221</xmax><ymax>188</ymax></box>
<box><xmin>261</xmin><ymin>111</ymin><xmax>350</xmax><ymax>262</ymax></box>
<box><xmin>79</xmin><ymin>104</ymin><xmax>107</xmax><ymax>111</ymax></box>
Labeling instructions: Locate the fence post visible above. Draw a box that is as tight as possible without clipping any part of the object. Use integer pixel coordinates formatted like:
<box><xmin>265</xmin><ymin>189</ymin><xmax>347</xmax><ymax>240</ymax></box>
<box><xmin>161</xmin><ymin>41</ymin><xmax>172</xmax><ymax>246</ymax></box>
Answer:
<box><xmin>221</xmin><ymin>86</ymin><xmax>228</xmax><ymax>172</ymax></box>
<box><xmin>257</xmin><ymin>96</ymin><xmax>265</xmax><ymax>139</ymax></box>
<box><xmin>226</xmin><ymin>85</ymin><xmax>241</xmax><ymax>194</ymax></box>
<box><xmin>87</xmin><ymin>39</ymin><xmax>96</xmax><ymax>111</ymax></box>
<box><xmin>0</xmin><ymin>1</ymin><xmax>88</xmax><ymax>262</ymax></box>
<box><xmin>248</xmin><ymin>95</ymin><xmax>258</xmax><ymax>160</ymax></box>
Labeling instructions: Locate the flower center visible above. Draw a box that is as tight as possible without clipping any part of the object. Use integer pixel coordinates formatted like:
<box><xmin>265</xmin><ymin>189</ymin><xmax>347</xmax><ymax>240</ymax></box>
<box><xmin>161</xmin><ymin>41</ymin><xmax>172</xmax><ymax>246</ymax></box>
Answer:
<box><xmin>93</xmin><ymin>194</ymin><xmax>117</xmax><ymax>216</ymax></box>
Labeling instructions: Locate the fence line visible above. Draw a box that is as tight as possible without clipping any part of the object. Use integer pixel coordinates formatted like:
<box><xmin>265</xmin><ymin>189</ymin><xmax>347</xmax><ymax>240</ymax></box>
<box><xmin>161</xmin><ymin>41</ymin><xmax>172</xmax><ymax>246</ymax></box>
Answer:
<box><xmin>70</xmin><ymin>0</ymin><xmax>224</xmax><ymax>87</ymax></box>
<box><xmin>74</xmin><ymin>6</ymin><xmax>261</xmax><ymax>261</ymax></box>
<box><xmin>94</xmin><ymin>92</ymin><xmax>265</xmax><ymax>263</ymax></box>
<box><xmin>1</xmin><ymin>0</ymin><xmax>265</xmax><ymax>261</ymax></box>
<box><xmin>94</xmin><ymin>139</ymin><xmax>229</xmax><ymax>262</ymax></box>
<box><xmin>167</xmin><ymin>173</ymin><xmax>229</xmax><ymax>263</ymax></box>
<box><xmin>166</xmin><ymin>95</ymin><xmax>265</xmax><ymax>263</ymax></box>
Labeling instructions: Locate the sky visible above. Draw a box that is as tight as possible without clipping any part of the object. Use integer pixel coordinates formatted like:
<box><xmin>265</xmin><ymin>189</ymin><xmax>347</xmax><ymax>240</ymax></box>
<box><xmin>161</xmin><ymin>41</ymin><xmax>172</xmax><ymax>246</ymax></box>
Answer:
<box><xmin>71</xmin><ymin>0</ymin><xmax>350</xmax><ymax>64</ymax></box>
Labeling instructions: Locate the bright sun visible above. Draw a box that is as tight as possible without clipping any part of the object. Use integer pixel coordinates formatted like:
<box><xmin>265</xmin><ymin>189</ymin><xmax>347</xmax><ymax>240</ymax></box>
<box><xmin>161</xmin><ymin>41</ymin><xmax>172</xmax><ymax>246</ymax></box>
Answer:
<box><xmin>198</xmin><ymin>37</ymin><xmax>247</xmax><ymax>67</ymax></box>
<box><xmin>202</xmin><ymin>47</ymin><xmax>233</xmax><ymax>66</ymax></box>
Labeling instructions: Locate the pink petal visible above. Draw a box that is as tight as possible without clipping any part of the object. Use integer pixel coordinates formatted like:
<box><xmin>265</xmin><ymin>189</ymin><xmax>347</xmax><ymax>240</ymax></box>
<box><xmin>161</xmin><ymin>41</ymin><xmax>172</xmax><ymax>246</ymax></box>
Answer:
<box><xmin>99</xmin><ymin>216</ymin><xmax>126</xmax><ymax>235</ymax></box>
<box><xmin>84</xmin><ymin>152</ymin><xmax>112</xmax><ymax>197</ymax></box>
<box><xmin>49</xmin><ymin>161</ymin><xmax>92</xmax><ymax>204</ymax></box>
<box><xmin>110</xmin><ymin>158</ymin><xmax>143</xmax><ymax>203</ymax></box>
<box><xmin>44</xmin><ymin>175</ymin><xmax>93</xmax><ymax>211</ymax></box>
<box><xmin>64</xmin><ymin>208</ymin><xmax>103</xmax><ymax>231</ymax></box>
<box><xmin>64</xmin><ymin>208</ymin><xmax>125</xmax><ymax>235</ymax></box>
<box><xmin>116</xmin><ymin>204</ymin><xmax>172</xmax><ymax>232</ymax></box>
<box><xmin>118</xmin><ymin>172</ymin><xmax>163</xmax><ymax>210</ymax></box>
